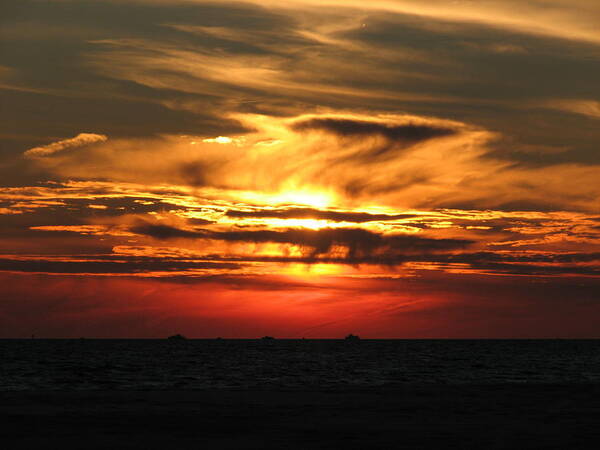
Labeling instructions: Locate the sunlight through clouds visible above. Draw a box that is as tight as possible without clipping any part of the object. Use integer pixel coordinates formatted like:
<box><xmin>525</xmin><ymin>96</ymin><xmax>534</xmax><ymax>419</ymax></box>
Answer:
<box><xmin>1</xmin><ymin>0</ymin><xmax>600</xmax><ymax>337</ymax></box>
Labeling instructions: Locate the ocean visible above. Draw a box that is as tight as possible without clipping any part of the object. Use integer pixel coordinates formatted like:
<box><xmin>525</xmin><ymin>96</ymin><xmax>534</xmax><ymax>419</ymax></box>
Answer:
<box><xmin>3</xmin><ymin>339</ymin><xmax>600</xmax><ymax>390</ymax></box>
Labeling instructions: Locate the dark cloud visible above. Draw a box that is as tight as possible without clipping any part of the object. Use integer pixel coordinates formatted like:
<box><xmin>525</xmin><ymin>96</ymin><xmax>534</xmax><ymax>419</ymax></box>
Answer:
<box><xmin>409</xmin><ymin>251</ymin><xmax>596</xmax><ymax>265</ymax></box>
<box><xmin>291</xmin><ymin>116</ymin><xmax>462</xmax><ymax>167</ymax></box>
<box><xmin>178</xmin><ymin>161</ymin><xmax>211</xmax><ymax>187</ymax></box>
<box><xmin>225</xmin><ymin>207</ymin><xmax>418</xmax><ymax>223</ymax></box>
<box><xmin>218</xmin><ymin>251</ymin><xmax>600</xmax><ymax>275</ymax></box>
<box><xmin>186</xmin><ymin>217</ymin><xmax>214</xmax><ymax>226</ymax></box>
<box><xmin>292</xmin><ymin>117</ymin><xmax>457</xmax><ymax>143</ymax></box>
<box><xmin>2</xmin><ymin>196</ymin><xmax>180</xmax><ymax>218</ymax></box>
<box><xmin>438</xmin><ymin>198</ymin><xmax>568</xmax><ymax>213</ymax></box>
<box><xmin>129</xmin><ymin>223</ymin><xmax>204</xmax><ymax>240</ymax></box>
<box><xmin>0</xmin><ymin>257</ymin><xmax>240</xmax><ymax>275</ymax></box>
<box><xmin>177</xmin><ymin>160</ymin><xmax>232</xmax><ymax>189</ymax></box>
<box><xmin>130</xmin><ymin>222</ymin><xmax>473</xmax><ymax>258</ymax></box>
<box><xmin>1</xmin><ymin>248</ymin><xmax>598</xmax><ymax>278</ymax></box>
<box><xmin>463</xmin><ymin>262</ymin><xmax>600</xmax><ymax>277</ymax></box>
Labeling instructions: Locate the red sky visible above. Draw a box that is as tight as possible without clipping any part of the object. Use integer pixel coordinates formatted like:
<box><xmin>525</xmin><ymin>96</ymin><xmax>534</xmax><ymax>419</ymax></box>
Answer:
<box><xmin>1</xmin><ymin>0</ymin><xmax>599</xmax><ymax>337</ymax></box>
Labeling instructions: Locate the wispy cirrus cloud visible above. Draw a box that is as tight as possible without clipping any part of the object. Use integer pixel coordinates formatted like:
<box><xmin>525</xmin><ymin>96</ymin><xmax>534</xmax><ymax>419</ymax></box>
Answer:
<box><xmin>23</xmin><ymin>133</ymin><xmax>107</xmax><ymax>158</ymax></box>
<box><xmin>238</xmin><ymin>0</ymin><xmax>600</xmax><ymax>45</ymax></box>
<box><xmin>546</xmin><ymin>99</ymin><xmax>600</xmax><ymax>120</ymax></box>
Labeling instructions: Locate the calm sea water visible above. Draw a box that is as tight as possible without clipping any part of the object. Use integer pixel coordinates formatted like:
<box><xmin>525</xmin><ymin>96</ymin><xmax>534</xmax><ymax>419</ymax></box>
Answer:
<box><xmin>1</xmin><ymin>339</ymin><xmax>599</xmax><ymax>390</ymax></box>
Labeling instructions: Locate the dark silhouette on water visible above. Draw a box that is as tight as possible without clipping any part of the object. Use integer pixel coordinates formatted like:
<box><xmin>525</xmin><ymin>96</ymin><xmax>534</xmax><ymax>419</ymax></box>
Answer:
<box><xmin>261</xmin><ymin>336</ymin><xmax>275</xmax><ymax>340</ymax></box>
<box><xmin>167</xmin><ymin>334</ymin><xmax>187</xmax><ymax>341</ymax></box>
<box><xmin>344</xmin><ymin>334</ymin><xmax>360</xmax><ymax>341</ymax></box>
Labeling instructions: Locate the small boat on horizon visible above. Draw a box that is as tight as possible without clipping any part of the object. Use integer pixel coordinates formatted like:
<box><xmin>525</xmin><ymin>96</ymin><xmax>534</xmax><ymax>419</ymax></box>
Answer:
<box><xmin>167</xmin><ymin>334</ymin><xmax>187</xmax><ymax>341</ymax></box>
<box><xmin>344</xmin><ymin>334</ymin><xmax>360</xmax><ymax>341</ymax></box>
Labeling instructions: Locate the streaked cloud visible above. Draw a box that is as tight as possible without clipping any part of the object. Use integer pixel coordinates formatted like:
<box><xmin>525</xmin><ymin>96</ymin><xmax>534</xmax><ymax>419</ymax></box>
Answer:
<box><xmin>547</xmin><ymin>99</ymin><xmax>600</xmax><ymax>120</ymax></box>
<box><xmin>241</xmin><ymin>0</ymin><xmax>600</xmax><ymax>44</ymax></box>
<box><xmin>23</xmin><ymin>133</ymin><xmax>108</xmax><ymax>158</ymax></box>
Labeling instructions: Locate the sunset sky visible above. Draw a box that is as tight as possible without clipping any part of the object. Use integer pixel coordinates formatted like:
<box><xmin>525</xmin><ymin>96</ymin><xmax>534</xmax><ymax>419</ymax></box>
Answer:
<box><xmin>1</xmin><ymin>0</ymin><xmax>599</xmax><ymax>338</ymax></box>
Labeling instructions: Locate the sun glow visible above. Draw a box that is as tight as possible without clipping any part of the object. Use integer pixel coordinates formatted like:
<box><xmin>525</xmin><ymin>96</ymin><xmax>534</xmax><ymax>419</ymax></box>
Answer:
<box><xmin>272</xmin><ymin>190</ymin><xmax>333</xmax><ymax>208</ymax></box>
<box><xmin>263</xmin><ymin>218</ymin><xmax>332</xmax><ymax>230</ymax></box>
<box><xmin>283</xmin><ymin>262</ymin><xmax>345</xmax><ymax>278</ymax></box>
<box><xmin>235</xmin><ymin>189</ymin><xmax>335</xmax><ymax>208</ymax></box>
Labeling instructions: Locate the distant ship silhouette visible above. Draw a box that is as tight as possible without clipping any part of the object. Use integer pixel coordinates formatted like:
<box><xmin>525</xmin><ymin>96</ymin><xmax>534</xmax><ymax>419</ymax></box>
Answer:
<box><xmin>261</xmin><ymin>336</ymin><xmax>275</xmax><ymax>340</ymax></box>
<box><xmin>344</xmin><ymin>334</ymin><xmax>360</xmax><ymax>341</ymax></box>
<box><xmin>167</xmin><ymin>334</ymin><xmax>187</xmax><ymax>341</ymax></box>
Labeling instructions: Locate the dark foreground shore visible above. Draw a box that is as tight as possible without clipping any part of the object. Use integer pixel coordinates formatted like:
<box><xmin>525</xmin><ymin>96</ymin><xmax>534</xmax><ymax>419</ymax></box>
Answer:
<box><xmin>3</xmin><ymin>385</ymin><xmax>600</xmax><ymax>449</ymax></box>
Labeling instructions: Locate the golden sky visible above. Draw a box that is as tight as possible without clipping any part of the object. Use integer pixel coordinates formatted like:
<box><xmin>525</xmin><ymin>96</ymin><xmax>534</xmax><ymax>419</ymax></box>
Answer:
<box><xmin>1</xmin><ymin>0</ymin><xmax>599</xmax><ymax>337</ymax></box>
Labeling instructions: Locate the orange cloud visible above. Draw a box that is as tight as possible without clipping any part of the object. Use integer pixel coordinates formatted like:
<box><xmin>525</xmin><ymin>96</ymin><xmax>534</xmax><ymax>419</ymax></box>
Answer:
<box><xmin>243</xmin><ymin>0</ymin><xmax>600</xmax><ymax>45</ymax></box>
<box><xmin>21</xmin><ymin>111</ymin><xmax>600</xmax><ymax>213</ymax></box>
